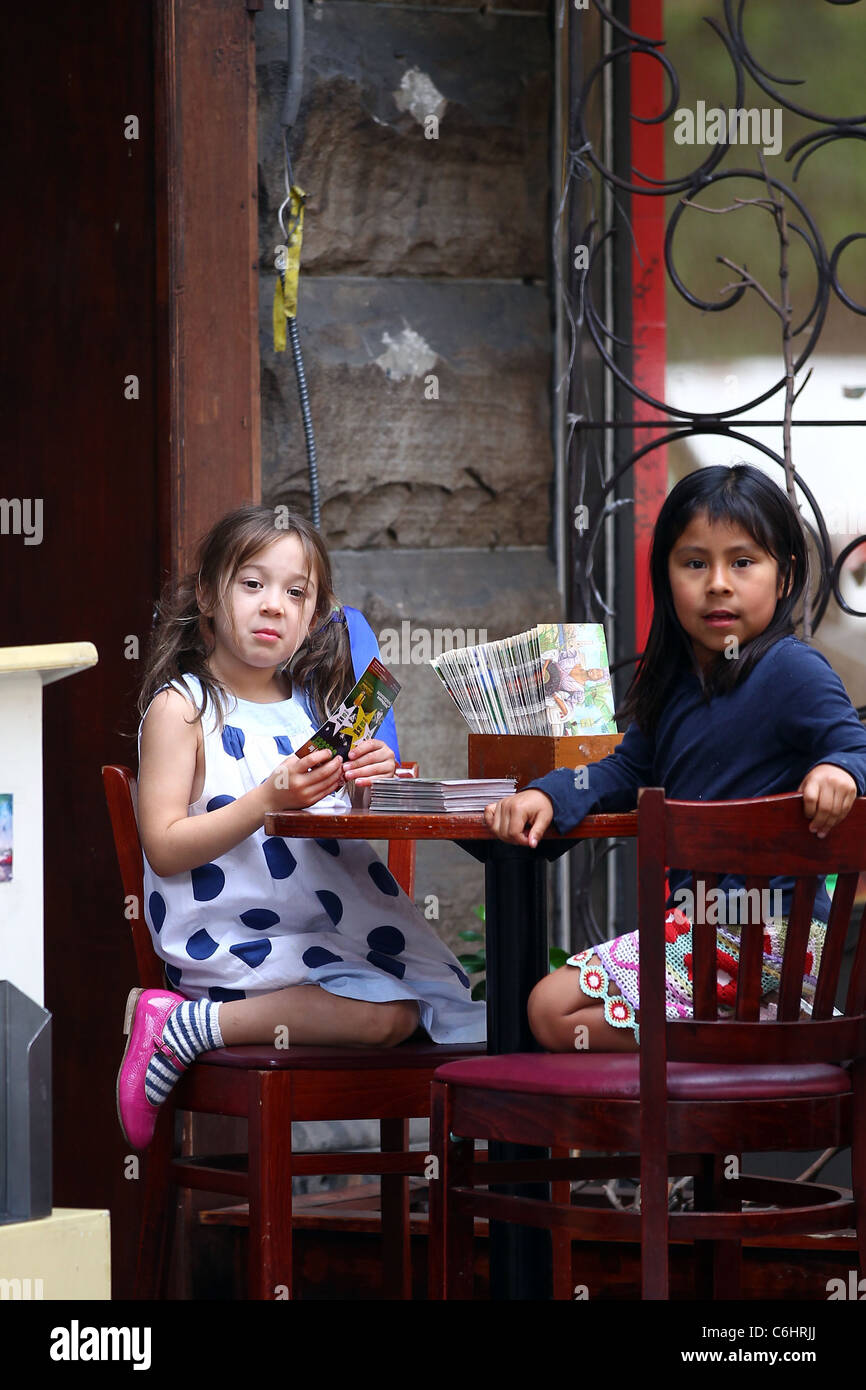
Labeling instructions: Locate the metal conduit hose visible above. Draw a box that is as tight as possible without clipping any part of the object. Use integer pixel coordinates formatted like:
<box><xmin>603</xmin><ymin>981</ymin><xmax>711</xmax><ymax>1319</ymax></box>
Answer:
<box><xmin>278</xmin><ymin>0</ymin><xmax>320</xmax><ymax>528</ymax></box>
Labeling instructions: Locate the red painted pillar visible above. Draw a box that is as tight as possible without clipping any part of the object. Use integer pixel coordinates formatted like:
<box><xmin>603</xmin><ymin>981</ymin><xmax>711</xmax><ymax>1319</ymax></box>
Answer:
<box><xmin>629</xmin><ymin>2</ymin><xmax>668</xmax><ymax>651</ymax></box>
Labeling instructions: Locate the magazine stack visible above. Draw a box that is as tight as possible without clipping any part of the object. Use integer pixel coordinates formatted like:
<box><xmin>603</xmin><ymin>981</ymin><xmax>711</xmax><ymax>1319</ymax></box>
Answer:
<box><xmin>430</xmin><ymin>623</ymin><xmax>617</xmax><ymax>737</ymax></box>
<box><xmin>369</xmin><ymin>778</ymin><xmax>516</xmax><ymax>813</ymax></box>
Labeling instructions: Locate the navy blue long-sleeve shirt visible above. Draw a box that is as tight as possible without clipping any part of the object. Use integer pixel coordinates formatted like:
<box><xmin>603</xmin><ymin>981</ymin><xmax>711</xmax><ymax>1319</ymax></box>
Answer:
<box><xmin>526</xmin><ymin>636</ymin><xmax>866</xmax><ymax>923</ymax></box>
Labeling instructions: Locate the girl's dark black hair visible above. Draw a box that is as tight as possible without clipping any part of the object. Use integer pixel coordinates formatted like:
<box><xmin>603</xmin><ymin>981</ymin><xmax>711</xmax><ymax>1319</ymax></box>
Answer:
<box><xmin>618</xmin><ymin>464</ymin><xmax>808</xmax><ymax>735</ymax></box>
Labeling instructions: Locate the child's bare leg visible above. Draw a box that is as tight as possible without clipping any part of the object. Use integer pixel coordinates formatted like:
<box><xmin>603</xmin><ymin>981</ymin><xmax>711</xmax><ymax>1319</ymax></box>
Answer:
<box><xmin>527</xmin><ymin>958</ymin><xmax>638</xmax><ymax>1053</ymax></box>
<box><xmin>218</xmin><ymin>985</ymin><xmax>420</xmax><ymax>1049</ymax></box>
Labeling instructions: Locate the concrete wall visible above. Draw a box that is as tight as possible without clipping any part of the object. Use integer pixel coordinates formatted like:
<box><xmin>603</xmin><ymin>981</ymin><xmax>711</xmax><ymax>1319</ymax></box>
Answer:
<box><xmin>256</xmin><ymin>0</ymin><xmax>557</xmax><ymax>952</ymax></box>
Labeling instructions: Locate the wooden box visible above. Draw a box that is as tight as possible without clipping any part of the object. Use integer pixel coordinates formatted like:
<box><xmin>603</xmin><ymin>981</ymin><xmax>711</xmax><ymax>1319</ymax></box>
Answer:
<box><xmin>467</xmin><ymin>733</ymin><xmax>623</xmax><ymax>790</ymax></box>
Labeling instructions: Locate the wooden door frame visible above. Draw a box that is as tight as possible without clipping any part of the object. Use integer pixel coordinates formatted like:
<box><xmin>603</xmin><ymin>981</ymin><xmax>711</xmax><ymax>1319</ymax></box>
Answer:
<box><xmin>155</xmin><ymin>0</ymin><xmax>264</xmax><ymax>580</ymax></box>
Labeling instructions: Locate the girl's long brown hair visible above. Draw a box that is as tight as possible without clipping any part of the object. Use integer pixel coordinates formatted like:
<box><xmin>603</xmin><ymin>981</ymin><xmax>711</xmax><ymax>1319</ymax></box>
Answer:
<box><xmin>138</xmin><ymin>504</ymin><xmax>354</xmax><ymax>733</ymax></box>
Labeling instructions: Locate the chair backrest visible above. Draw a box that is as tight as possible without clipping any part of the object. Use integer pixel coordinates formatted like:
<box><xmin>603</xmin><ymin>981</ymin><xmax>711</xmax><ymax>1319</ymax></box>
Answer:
<box><xmin>637</xmin><ymin>788</ymin><xmax>866</xmax><ymax>1081</ymax></box>
<box><xmin>101</xmin><ymin>763</ymin><xmax>419</xmax><ymax>991</ymax></box>
<box><xmin>102</xmin><ymin>764</ymin><xmax>163</xmax><ymax>989</ymax></box>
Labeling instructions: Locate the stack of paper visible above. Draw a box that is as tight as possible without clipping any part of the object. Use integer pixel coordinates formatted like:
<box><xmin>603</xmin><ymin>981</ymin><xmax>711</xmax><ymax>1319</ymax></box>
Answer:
<box><xmin>369</xmin><ymin>778</ymin><xmax>516</xmax><ymax>813</ymax></box>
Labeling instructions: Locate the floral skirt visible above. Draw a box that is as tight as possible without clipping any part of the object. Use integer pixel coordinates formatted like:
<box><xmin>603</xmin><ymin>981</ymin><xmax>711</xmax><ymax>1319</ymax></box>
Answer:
<box><xmin>566</xmin><ymin>908</ymin><xmax>827</xmax><ymax>1046</ymax></box>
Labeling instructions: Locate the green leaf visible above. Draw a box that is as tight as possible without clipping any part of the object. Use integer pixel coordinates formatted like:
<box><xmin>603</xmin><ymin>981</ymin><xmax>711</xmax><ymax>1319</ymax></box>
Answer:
<box><xmin>471</xmin><ymin>979</ymin><xmax>487</xmax><ymax>1002</ymax></box>
<box><xmin>457</xmin><ymin>953</ymin><xmax>487</xmax><ymax>973</ymax></box>
<box><xmin>548</xmin><ymin>947</ymin><xmax>569</xmax><ymax>972</ymax></box>
<box><xmin>457</xmin><ymin>928</ymin><xmax>482</xmax><ymax>942</ymax></box>
<box><xmin>472</xmin><ymin>904</ymin><xmax>486</xmax><ymax>923</ymax></box>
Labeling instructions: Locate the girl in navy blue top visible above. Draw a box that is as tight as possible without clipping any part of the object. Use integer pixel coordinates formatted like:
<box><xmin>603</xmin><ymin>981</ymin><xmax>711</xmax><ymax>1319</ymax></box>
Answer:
<box><xmin>484</xmin><ymin>465</ymin><xmax>866</xmax><ymax>1051</ymax></box>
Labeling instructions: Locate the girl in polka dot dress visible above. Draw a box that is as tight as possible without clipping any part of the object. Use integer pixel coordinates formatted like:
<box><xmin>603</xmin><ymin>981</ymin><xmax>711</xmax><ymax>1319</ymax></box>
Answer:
<box><xmin>117</xmin><ymin>504</ymin><xmax>485</xmax><ymax>1150</ymax></box>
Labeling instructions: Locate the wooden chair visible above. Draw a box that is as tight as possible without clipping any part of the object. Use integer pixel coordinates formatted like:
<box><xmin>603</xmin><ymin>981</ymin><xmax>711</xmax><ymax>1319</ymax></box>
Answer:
<box><xmin>429</xmin><ymin>788</ymin><xmax>866</xmax><ymax>1300</ymax></box>
<box><xmin>102</xmin><ymin>763</ymin><xmax>484</xmax><ymax>1300</ymax></box>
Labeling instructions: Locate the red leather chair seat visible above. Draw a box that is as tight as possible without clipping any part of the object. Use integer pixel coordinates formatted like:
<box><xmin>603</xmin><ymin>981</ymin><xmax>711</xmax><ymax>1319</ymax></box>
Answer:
<box><xmin>433</xmin><ymin>1052</ymin><xmax>851</xmax><ymax>1100</ymax></box>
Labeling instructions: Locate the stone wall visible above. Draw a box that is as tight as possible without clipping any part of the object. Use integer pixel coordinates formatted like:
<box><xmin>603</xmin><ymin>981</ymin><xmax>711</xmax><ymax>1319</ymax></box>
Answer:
<box><xmin>255</xmin><ymin>0</ymin><xmax>557</xmax><ymax>954</ymax></box>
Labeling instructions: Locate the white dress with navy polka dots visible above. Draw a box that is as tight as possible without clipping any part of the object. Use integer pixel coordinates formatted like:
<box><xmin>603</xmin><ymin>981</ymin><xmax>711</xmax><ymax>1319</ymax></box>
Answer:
<box><xmin>137</xmin><ymin>676</ymin><xmax>486</xmax><ymax>1044</ymax></box>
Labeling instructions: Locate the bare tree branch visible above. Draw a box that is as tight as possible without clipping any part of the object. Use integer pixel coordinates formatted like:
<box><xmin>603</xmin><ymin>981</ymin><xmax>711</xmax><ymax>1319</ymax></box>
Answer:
<box><xmin>682</xmin><ymin>195</ymin><xmax>776</xmax><ymax>216</ymax></box>
<box><xmin>716</xmin><ymin>257</ymin><xmax>785</xmax><ymax>318</ymax></box>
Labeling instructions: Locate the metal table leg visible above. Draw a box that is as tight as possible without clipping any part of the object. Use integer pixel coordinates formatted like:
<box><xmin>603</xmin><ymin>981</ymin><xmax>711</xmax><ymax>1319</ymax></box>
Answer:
<box><xmin>483</xmin><ymin>841</ymin><xmax>553</xmax><ymax>1300</ymax></box>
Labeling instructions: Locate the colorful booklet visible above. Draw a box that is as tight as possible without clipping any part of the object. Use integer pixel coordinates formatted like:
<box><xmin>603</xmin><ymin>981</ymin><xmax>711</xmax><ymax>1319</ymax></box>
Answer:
<box><xmin>430</xmin><ymin>623</ymin><xmax>617</xmax><ymax>736</ymax></box>
<box><xmin>294</xmin><ymin>658</ymin><xmax>401</xmax><ymax>761</ymax></box>
<box><xmin>536</xmin><ymin>623</ymin><xmax>616</xmax><ymax>736</ymax></box>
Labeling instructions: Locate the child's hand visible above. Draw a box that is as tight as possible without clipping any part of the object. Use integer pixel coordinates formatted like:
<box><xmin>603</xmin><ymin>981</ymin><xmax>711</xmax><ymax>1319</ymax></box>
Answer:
<box><xmin>483</xmin><ymin>790</ymin><xmax>554</xmax><ymax>848</ymax></box>
<box><xmin>343</xmin><ymin>739</ymin><xmax>396</xmax><ymax>787</ymax></box>
<box><xmin>798</xmin><ymin>763</ymin><xmax>858</xmax><ymax>838</ymax></box>
<box><xmin>264</xmin><ymin>749</ymin><xmax>344</xmax><ymax>810</ymax></box>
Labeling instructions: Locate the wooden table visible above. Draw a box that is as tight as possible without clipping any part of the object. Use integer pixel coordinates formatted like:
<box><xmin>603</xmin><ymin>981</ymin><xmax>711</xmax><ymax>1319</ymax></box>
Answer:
<box><xmin>265</xmin><ymin>806</ymin><xmax>637</xmax><ymax>1299</ymax></box>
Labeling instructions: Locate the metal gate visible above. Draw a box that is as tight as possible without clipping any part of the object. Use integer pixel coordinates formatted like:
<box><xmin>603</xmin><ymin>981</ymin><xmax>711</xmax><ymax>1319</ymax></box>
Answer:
<box><xmin>557</xmin><ymin>0</ymin><xmax>866</xmax><ymax>948</ymax></box>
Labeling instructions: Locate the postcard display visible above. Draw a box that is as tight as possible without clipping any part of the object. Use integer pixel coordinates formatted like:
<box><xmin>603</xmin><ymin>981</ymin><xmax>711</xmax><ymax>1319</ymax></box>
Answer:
<box><xmin>0</xmin><ymin>642</ymin><xmax>109</xmax><ymax>1300</ymax></box>
<box><xmin>431</xmin><ymin>624</ymin><xmax>624</xmax><ymax>785</ymax></box>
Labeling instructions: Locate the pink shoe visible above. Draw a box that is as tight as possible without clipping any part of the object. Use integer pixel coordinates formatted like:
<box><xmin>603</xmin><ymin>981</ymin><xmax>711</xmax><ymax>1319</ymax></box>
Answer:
<box><xmin>116</xmin><ymin>986</ymin><xmax>188</xmax><ymax>1150</ymax></box>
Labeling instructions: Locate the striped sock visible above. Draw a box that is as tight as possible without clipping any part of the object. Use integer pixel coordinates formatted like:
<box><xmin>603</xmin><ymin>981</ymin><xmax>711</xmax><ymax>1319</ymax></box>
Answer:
<box><xmin>144</xmin><ymin>1000</ymin><xmax>224</xmax><ymax>1107</ymax></box>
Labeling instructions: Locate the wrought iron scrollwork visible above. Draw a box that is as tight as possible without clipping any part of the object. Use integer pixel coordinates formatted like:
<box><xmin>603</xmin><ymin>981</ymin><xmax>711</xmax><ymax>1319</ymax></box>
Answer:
<box><xmin>560</xmin><ymin>0</ymin><xmax>866</xmax><ymax>945</ymax></box>
<box><xmin>564</xmin><ymin>0</ymin><xmax>866</xmax><ymax>699</ymax></box>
